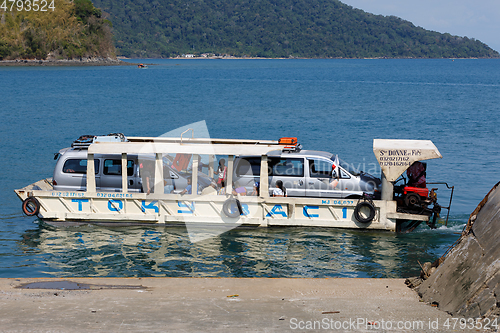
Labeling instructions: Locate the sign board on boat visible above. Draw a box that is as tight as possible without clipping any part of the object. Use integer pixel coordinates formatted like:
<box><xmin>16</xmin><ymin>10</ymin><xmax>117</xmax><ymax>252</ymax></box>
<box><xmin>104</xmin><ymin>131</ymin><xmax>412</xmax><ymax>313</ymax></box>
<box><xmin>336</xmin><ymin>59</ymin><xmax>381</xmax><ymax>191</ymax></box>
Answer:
<box><xmin>373</xmin><ymin>139</ymin><xmax>442</xmax><ymax>182</ymax></box>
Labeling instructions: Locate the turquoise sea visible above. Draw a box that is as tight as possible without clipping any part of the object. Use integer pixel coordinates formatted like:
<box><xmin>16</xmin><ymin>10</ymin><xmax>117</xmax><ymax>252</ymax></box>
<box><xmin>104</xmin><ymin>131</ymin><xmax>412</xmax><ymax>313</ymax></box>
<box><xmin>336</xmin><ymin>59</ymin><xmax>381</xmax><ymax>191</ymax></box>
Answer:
<box><xmin>0</xmin><ymin>59</ymin><xmax>499</xmax><ymax>278</ymax></box>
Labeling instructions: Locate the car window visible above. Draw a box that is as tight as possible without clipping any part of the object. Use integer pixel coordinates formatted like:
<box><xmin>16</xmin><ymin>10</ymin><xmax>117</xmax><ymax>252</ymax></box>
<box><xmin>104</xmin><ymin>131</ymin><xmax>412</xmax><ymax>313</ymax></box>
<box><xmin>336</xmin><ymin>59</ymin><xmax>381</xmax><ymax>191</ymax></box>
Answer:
<box><xmin>103</xmin><ymin>159</ymin><xmax>134</xmax><ymax>176</ymax></box>
<box><xmin>164</xmin><ymin>166</ymin><xmax>179</xmax><ymax>179</ymax></box>
<box><xmin>63</xmin><ymin>159</ymin><xmax>99</xmax><ymax>174</ymax></box>
<box><xmin>340</xmin><ymin>168</ymin><xmax>351</xmax><ymax>179</ymax></box>
<box><xmin>335</xmin><ymin>157</ymin><xmax>361</xmax><ymax>176</ymax></box>
<box><xmin>308</xmin><ymin>158</ymin><xmax>333</xmax><ymax>178</ymax></box>
<box><xmin>236</xmin><ymin>157</ymin><xmax>261</xmax><ymax>177</ymax></box>
<box><xmin>269</xmin><ymin>157</ymin><xmax>304</xmax><ymax>177</ymax></box>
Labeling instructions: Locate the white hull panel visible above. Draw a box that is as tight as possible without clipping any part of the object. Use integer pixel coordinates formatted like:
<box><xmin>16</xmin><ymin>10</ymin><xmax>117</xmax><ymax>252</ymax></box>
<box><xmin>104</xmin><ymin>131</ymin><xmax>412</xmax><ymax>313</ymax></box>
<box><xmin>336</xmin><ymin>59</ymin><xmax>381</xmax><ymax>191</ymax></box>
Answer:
<box><xmin>13</xmin><ymin>179</ymin><xmax>430</xmax><ymax>232</ymax></box>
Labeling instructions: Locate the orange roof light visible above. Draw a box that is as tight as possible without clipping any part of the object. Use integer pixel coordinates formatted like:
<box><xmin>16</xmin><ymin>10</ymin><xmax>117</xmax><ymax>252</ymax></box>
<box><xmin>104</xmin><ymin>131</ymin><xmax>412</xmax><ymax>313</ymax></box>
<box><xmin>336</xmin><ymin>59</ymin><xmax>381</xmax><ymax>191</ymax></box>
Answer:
<box><xmin>278</xmin><ymin>137</ymin><xmax>298</xmax><ymax>145</ymax></box>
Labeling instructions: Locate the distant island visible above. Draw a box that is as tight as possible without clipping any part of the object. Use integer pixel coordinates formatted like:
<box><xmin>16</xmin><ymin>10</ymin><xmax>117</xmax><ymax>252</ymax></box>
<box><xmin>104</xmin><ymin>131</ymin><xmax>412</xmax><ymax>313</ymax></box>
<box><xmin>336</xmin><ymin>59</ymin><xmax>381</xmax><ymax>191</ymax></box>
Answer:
<box><xmin>0</xmin><ymin>0</ymin><xmax>120</xmax><ymax>63</ymax></box>
<box><xmin>1</xmin><ymin>0</ymin><xmax>498</xmax><ymax>61</ymax></box>
<box><xmin>91</xmin><ymin>0</ymin><xmax>499</xmax><ymax>59</ymax></box>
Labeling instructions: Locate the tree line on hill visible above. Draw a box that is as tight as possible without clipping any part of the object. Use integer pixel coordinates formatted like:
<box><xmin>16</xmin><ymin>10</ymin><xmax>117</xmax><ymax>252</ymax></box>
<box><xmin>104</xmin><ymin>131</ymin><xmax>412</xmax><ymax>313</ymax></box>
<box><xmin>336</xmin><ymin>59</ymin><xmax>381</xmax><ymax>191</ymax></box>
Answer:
<box><xmin>0</xmin><ymin>0</ymin><xmax>115</xmax><ymax>60</ymax></box>
<box><xmin>91</xmin><ymin>0</ymin><xmax>499</xmax><ymax>58</ymax></box>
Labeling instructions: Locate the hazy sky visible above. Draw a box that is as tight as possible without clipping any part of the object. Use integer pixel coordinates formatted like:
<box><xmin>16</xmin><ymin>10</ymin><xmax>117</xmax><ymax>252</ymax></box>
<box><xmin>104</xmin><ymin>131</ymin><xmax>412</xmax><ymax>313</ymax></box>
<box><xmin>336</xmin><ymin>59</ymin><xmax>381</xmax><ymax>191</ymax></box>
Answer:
<box><xmin>340</xmin><ymin>0</ymin><xmax>500</xmax><ymax>52</ymax></box>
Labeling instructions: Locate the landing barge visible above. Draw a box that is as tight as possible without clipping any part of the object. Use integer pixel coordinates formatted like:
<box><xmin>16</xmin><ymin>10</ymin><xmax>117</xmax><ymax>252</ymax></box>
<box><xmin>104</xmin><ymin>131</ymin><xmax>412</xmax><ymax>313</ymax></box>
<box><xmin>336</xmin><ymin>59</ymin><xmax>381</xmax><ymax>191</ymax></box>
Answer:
<box><xmin>15</xmin><ymin>133</ymin><xmax>452</xmax><ymax>232</ymax></box>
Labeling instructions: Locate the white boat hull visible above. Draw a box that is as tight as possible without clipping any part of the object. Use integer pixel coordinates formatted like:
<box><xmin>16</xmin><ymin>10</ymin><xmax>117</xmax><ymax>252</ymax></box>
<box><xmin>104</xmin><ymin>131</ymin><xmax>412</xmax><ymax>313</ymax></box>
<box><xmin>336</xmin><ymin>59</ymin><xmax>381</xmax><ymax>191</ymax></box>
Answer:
<box><xmin>15</xmin><ymin>179</ymin><xmax>429</xmax><ymax>232</ymax></box>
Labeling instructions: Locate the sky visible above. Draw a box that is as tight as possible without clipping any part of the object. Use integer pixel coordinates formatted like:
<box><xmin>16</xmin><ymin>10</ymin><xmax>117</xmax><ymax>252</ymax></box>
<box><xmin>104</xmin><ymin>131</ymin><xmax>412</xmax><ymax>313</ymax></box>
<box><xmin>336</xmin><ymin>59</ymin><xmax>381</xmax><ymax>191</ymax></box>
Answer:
<box><xmin>340</xmin><ymin>0</ymin><xmax>500</xmax><ymax>52</ymax></box>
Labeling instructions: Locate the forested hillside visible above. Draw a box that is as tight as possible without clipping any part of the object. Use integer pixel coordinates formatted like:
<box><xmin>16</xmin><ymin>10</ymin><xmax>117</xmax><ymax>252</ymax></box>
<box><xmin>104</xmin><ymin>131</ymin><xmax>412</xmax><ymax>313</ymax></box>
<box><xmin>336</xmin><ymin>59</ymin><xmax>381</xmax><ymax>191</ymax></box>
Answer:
<box><xmin>92</xmin><ymin>0</ymin><xmax>498</xmax><ymax>58</ymax></box>
<box><xmin>0</xmin><ymin>0</ymin><xmax>115</xmax><ymax>60</ymax></box>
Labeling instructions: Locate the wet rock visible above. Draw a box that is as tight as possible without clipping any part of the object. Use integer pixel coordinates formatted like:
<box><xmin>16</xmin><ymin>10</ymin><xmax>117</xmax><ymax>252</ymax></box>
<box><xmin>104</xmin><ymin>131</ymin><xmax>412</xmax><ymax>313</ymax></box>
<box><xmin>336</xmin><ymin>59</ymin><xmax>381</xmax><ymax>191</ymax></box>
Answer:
<box><xmin>420</xmin><ymin>262</ymin><xmax>431</xmax><ymax>278</ymax></box>
<box><xmin>405</xmin><ymin>277</ymin><xmax>423</xmax><ymax>288</ymax></box>
<box><xmin>417</xmin><ymin>181</ymin><xmax>500</xmax><ymax>320</ymax></box>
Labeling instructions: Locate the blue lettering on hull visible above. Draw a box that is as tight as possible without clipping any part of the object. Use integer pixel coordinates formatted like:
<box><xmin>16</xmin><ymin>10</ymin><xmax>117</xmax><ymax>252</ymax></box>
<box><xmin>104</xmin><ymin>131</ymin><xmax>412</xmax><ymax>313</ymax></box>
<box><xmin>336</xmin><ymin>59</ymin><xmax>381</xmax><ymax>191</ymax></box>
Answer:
<box><xmin>240</xmin><ymin>204</ymin><xmax>250</xmax><ymax>216</ymax></box>
<box><xmin>108</xmin><ymin>199</ymin><xmax>123</xmax><ymax>212</ymax></box>
<box><xmin>141</xmin><ymin>201</ymin><xmax>159</xmax><ymax>213</ymax></box>
<box><xmin>178</xmin><ymin>201</ymin><xmax>195</xmax><ymax>214</ymax></box>
<box><xmin>72</xmin><ymin>198</ymin><xmax>89</xmax><ymax>211</ymax></box>
<box><xmin>303</xmin><ymin>205</ymin><xmax>319</xmax><ymax>218</ymax></box>
<box><xmin>266</xmin><ymin>205</ymin><xmax>287</xmax><ymax>218</ymax></box>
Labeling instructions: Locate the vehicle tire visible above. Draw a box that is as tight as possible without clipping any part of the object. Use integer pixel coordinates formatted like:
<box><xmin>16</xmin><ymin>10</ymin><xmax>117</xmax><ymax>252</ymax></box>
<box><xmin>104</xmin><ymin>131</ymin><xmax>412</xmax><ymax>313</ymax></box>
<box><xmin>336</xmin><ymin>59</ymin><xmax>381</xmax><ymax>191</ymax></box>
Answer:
<box><xmin>354</xmin><ymin>201</ymin><xmax>375</xmax><ymax>224</ymax></box>
<box><xmin>222</xmin><ymin>198</ymin><xmax>242</xmax><ymax>218</ymax></box>
<box><xmin>22</xmin><ymin>197</ymin><xmax>40</xmax><ymax>216</ymax></box>
<box><xmin>404</xmin><ymin>193</ymin><xmax>421</xmax><ymax>207</ymax></box>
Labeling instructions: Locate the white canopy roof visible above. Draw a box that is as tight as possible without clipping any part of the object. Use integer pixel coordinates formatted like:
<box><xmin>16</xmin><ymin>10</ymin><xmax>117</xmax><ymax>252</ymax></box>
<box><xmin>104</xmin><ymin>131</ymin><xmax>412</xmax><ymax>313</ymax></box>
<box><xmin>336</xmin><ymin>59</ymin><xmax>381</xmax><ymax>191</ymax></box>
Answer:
<box><xmin>373</xmin><ymin>139</ymin><xmax>442</xmax><ymax>182</ymax></box>
<box><xmin>88</xmin><ymin>141</ymin><xmax>283</xmax><ymax>156</ymax></box>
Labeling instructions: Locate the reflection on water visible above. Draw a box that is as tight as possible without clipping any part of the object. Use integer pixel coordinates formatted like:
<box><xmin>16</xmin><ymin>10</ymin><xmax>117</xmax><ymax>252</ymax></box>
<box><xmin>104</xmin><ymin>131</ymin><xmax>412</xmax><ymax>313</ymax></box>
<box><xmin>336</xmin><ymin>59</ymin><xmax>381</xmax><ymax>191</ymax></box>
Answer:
<box><xmin>3</xmin><ymin>59</ymin><xmax>499</xmax><ymax>278</ymax></box>
<box><xmin>17</xmin><ymin>216</ymin><xmax>467</xmax><ymax>278</ymax></box>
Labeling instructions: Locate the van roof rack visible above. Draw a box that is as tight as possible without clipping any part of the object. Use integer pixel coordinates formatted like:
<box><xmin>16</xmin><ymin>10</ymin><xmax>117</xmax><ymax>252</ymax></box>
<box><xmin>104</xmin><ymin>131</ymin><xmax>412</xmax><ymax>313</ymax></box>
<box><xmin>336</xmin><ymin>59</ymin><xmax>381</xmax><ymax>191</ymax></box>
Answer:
<box><xmin>71</xmin><ymin>133</ymin><xmax>127</xmax><ymax>148</ymax></box>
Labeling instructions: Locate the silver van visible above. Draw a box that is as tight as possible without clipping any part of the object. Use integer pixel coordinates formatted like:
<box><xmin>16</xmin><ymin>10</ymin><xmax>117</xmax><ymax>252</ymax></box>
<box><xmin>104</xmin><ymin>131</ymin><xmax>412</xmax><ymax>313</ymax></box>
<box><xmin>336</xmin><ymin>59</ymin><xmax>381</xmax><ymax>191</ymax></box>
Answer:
<box><xmin>233</xmin><ymin>150</ymin><xmax>381</xmax><ymax>199</ymax></box>
<box><xmin>53</xmin><ymin>148</ymin><xmax>212</xmax><ymax>193</ymax></box>
<box><xmin>53</xmin><ymin>148</ymin><xmax>143</xmax><ymax>192</ymax></box>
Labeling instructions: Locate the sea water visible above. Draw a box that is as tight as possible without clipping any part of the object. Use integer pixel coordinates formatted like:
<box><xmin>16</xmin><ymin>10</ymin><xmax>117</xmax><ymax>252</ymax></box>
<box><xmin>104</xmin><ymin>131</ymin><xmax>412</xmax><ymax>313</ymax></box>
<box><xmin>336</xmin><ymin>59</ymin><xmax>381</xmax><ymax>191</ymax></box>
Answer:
<box><xmin>0</xmin><ymin>59</ymin><xmax>499</xmax><ymax>278</ymax></box>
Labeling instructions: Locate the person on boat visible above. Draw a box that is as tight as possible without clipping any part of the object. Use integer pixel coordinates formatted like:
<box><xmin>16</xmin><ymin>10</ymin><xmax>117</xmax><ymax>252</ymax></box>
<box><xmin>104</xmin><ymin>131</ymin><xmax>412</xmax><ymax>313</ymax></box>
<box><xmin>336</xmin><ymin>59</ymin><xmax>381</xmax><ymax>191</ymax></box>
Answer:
<box><xmin>201</xmin><ymin>180</ymin><xmax>218</xmax><ymax>195</ymax></box>
<box><xmin>215</xmin><ymin>159</ymin><xmax>227</xmax><ymax>189</ymax></box>
<box><xmin>194</xmin><ymin>154</ymin><xmax>209</xmax><ymax>173</ymax></box>
<box><xmin>249</xmin><ymin>182</ymin><xmax>260</xmax><ymax>196</ymax></box>
<box><xmin>180</xmin><ymin>177</ymin><xmax>199</xmax><ymax>195</ymax></box>
<box><xmin>164</xmin><ymin>179</ymin><xmax>175</xmax><ymax>194</ymax></box>
<box><xmin>273</xmin><ymin>180</ymin><xmax>286</xmax><ymax>197</ymax></box>
<box><xmin>407</xmin><ymin>161</ymin><xmax>426</xmax><ymax>188</ymax></box>
<box><xmin>232</xmin><ymin>182</ymin><xmax>247</xmax><ymax>196</ymax></box>
<box><xmin>140</xmin><ymin>161</ymin><xmax>155</xmax><ymax>194</ymax></box>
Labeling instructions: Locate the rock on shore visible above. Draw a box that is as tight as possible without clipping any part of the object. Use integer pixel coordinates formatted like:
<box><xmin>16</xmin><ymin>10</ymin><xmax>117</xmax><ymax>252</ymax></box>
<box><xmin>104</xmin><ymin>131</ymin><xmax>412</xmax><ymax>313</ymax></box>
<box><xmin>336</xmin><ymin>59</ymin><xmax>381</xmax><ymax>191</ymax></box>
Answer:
<box><xmin>417</xmin><ymin>181</ymin><xmax>500</xmax><ymax>320</ymax></box>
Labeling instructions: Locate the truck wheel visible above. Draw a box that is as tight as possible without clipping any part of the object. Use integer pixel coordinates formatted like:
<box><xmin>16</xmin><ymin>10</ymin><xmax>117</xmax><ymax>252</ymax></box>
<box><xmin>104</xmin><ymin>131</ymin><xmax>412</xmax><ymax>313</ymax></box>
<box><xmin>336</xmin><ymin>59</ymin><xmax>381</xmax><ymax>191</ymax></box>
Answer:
<box><xmin>354</xmin><ymin>201</ymin><xmax>375</xmax><ymax>223</ymax></box>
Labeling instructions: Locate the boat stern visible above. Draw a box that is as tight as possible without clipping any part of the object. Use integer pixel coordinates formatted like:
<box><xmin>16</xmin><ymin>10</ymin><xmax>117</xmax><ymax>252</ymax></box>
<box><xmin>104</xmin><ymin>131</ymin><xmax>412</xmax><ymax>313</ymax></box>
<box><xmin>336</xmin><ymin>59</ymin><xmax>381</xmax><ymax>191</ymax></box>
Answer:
<box><xmin>15</xmin><ymin>178</ymin><xmax>54</xmax><ymax>217</ymax></box>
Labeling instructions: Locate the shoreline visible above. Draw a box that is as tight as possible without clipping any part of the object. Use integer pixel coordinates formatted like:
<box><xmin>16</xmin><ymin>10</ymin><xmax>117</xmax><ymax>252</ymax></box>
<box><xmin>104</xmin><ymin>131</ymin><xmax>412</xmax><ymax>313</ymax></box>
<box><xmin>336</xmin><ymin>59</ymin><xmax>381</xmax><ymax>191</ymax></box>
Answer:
<box><xmin>121</xmin><ymin>55</ymin><xmax>492</xmax><ymax>60</ymax></box>
<box><xmin>1</xmin><ymin>57</ymin><xmax>494</xmax><ymax>66</ymax></box>
<box><xmin>0</xmin><ymin>58</ymin><xmax>134</xmax><ymax>67</ymax></box>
